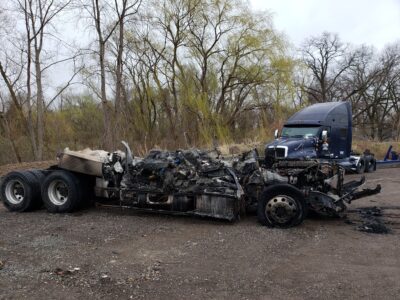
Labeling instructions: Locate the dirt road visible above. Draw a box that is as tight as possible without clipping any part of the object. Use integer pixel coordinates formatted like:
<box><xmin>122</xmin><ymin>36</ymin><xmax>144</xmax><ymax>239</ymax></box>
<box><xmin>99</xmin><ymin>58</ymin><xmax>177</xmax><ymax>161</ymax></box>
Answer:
<box><xmin>0</xmin><ymin>167</ymin><xmax>399</xmax><ymax>299</ymax></box>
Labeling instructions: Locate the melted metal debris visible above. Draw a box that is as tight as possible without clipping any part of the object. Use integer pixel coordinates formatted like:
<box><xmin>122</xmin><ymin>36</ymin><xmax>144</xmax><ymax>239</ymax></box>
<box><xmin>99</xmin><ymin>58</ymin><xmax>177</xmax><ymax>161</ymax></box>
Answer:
<box><xmin>357</xmin><ymin>207</ymin><xmax>391</xmax><ymax>234</ymax></box>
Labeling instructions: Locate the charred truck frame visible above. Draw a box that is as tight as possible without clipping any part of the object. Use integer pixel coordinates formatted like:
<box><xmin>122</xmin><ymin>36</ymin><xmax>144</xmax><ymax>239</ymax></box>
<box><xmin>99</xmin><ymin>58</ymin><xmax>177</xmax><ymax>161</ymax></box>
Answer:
<box><xmin>0</xmin><ymin>142</ymin><xmax>381</xmax><ymax>228</ymax></box>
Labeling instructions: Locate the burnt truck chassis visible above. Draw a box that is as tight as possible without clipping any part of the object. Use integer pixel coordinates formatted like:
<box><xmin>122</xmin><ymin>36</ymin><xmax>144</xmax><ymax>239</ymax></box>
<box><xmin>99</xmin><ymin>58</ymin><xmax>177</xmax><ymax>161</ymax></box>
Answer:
<box><xmin>0</xmin><ymin>142</ymin><xmax>381</xmax><ymax>228</ymax></box>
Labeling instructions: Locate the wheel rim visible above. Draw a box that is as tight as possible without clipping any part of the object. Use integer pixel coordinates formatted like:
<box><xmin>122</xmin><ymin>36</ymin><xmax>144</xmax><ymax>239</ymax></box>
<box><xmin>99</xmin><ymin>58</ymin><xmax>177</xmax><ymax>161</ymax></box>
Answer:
<box><xmin>265</xmin><ymin>195</ymin><xmax>298</xmax><ymax>224</ymax></box>
<box><xmin>5</xmin><ymin>180</ymin><xmax>25</xmax><ymax>205</ymax></box>
<box><xmin>48</xmin><ymin>180</ymin><xmax>69</xmax><ymax>206</ymax></box>
<box><xmin>368</xmin><ymin>161</ymin><xmax>375</xmax><ymax>170</ymax></box>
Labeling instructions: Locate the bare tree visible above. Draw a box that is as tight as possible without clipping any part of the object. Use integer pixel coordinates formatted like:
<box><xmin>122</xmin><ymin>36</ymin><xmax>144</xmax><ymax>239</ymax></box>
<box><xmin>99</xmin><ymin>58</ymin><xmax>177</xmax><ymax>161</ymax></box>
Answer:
<box><xmin>141</xmin><ymin>0</ymin><xmax>200</xmax><ymax>140</ymax></box>
<box><xmin>368</xmin><ymin>45</ymin><xmax>400</xmax><ymax>140</ymax></box>
<box><xmin>82</xmin><ymin>0</ymin><xmax>118</xmax><ymax>150</ymax></box>
<box><xmin>24</xmin><ymin>0</ymin><xmax>73</xmax><ymax>159</ymax></box>
<box><xmin>337</xmin><ymin>44</ymin><xmax>400</xmax><ymax>140</ymax></box>
<box><xmin>79</xmin><ymin>0</ymin><xmax>142</xmax><ymax>149</ymax></box>
<box><xmin>214</xmin><ymin>8</ymin><xmax>280</xmax><ymax>126</ymax></box>
<box><xmin>188</xmin><ymin>0</ymin><xmax>228</xmax><ymax>98</ymax></box>
<box><xmin>0</xmin><ymin>0</ymin><xmax>79</xmax><ymax>160</ymax></box>
<box><xmin>301</xmin><ymin>32</ymin><xmax>355</xmax><ymax>103</ymax></box>
<box><xmin>113</xmin><ymin>0</ymin><xmax>142</xmax><ymax>115</ymax></box>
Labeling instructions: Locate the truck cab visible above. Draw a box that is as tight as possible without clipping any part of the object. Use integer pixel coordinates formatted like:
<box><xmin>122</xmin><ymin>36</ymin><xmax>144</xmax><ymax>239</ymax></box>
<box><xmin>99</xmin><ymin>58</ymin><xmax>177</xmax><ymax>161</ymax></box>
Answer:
<box><xmin>265</xmin><ymin>102</ymin><xmax>353</xmax><ymax>163</ymax></box>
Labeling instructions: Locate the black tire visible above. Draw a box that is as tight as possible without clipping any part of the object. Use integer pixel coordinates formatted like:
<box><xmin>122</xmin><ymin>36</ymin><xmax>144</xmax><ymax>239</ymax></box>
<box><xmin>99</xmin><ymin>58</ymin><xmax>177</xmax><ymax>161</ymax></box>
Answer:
<box><xmin>264</xmin><ymin>156</ymin><xmax>275</xmax><ymax>169</ymax></box>
<box><xmin>356</xmin><ymin>158</ymin><xmax>365</xmax><ymax>174</ymax></box>
<box><xmin>366</xmin><ymin>158</ymin><xmax>376</xmax><ymax>173</ymax></box>
<box><xmin>0</xmin><ymin>171</ymin><xmax>42</xmax><ymax>212</ymax></box>
<box><xmin>78</xmin><ymin>175</ymin><xmax>96</xmax><ymax>209</ymax></box>
<box><xmin>27</xmin><ymin>169</ymin><xmax>47</xmax><ymax>209</ymax></box>
<box><xmin>257</xmin><ymin>184</ymin><xmax>307</xmax><ymax>228</ymax></box>
<box><xmin>28</xmin><ymin>169</ymin><xmax>46</xmax><ymax>183</ymax></box>
<box><xmin>41</xmin><ymin>170</ymin><xmax>82</xmax><ymax>213</ymax></box>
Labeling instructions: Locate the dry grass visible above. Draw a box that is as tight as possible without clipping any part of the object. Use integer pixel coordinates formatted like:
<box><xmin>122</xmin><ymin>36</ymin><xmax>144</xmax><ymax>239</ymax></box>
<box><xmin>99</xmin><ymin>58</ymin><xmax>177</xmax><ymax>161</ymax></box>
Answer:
<box><xmin>352</xmin><ymin>141</ymin><xmax>400</xmax><ymax>159</ymax></box>
<box><xmin>218</xmin><ymin>142</ymin><xmax>261</xmax><ymax>155</ymax></box>
<box><xmin>0</xmin><ymin>161</ymin><xmax>56</xmax><ymax>177</ymax></box>
<box><xmin>219</xmin><ymin>140</ymin><xmax>400</xmax><ymax>160</ymax></box>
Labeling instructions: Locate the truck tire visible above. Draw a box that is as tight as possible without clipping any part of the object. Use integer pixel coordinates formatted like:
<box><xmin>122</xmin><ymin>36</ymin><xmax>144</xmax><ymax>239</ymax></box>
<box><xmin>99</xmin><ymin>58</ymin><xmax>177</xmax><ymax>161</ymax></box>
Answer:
<box><xmin>0</xmin><ymin>171</ymin><xmax>42</xmax><ymax>212</ymax></box>
<box><xmin>366</xmin><ymin>158</ymin><xmax>376</xmax><ymax>173</ymax></box>
<box><xmin>257</xmin><ymin>184</ymin><xmax>307</xmax><ymax>228</ymax></box>
<box><xmin>41</xmin><ymin>170</ymin><xmax>82</xmax><ymax>213</ymax></box>
<box><xmin>356</xmin><ymin>158</ymin><xmax>365</xmax><ymax>174</ymax></box>
<box><xmin>78</xmin><ymin>175</ymin><xmax>96</xmax><ymax>209</ymax></box>
<box><xmin>28</xmin><ymin>169</ymin><xmax>48</xmax><ymax>209</ymax></box>
<box><xmin>28</xmin><ymin>169</ymin><xmax>46</xmax><ymax>183</ymax></box>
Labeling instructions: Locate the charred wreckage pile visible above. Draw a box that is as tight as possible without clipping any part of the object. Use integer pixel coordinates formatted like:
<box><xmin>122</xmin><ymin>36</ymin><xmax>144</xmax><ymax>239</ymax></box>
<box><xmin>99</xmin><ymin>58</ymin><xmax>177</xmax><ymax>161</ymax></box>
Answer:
<box><xmin>0</xmin><ymin>142</ymin><xmax>381</xmax><ymax>228</ymax></box>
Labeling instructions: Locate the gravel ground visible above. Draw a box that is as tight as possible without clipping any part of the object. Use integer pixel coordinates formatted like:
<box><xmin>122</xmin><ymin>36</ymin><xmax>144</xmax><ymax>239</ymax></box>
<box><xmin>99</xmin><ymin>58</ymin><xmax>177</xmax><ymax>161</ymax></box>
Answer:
<box><xmin>0</xmin><ymin>166</ymin><xmax>399</xmax><ymax>299</ymax></box>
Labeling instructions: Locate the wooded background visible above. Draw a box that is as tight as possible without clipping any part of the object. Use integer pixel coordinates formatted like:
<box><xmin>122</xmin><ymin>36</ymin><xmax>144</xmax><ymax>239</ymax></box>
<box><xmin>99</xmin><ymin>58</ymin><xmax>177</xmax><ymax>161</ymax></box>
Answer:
<box><xmin>0</xmin><ymin>0</ymin><xmax>399</xmax><ymax>164</ymax></box>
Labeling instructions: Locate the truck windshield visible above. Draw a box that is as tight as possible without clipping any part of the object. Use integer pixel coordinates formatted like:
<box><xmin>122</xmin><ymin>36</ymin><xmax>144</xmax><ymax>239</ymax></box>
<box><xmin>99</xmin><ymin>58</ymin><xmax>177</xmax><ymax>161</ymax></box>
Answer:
<box><xmin>281</xmin><ymin>126</ymin><xmax>320</xmax><ymax>138</ymax></box>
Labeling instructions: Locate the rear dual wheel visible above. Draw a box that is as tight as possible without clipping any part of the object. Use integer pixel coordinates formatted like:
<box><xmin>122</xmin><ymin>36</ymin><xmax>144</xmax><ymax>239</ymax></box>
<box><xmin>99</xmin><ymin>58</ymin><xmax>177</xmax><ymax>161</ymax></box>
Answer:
<box><xmin>356</xmin><ymin>158</ymin><xmax>365</xmax><ymax>174</ymax></box>
<box><xmin>1</xmin><ymin>169</ymin><xmax>90</xmax><ymax>213</ymax></box>
<box><xmin>366</xmin><ymin>158</ymin><xmax>376</xmax><ymax>173</ymax></box>
<box><xmin>0</xmin><ymin>171</ymin><xmax>43</xmax><ymax>212</ymax></box>
<box><xmin>357</xmin><ymin>157</ymin><xmax>376</xmax><ymax>173</ymax></box>
<box><xmin>41</xmin><ymin>170</ymin><xmax>83</xmax><ymax>213</ymax></box>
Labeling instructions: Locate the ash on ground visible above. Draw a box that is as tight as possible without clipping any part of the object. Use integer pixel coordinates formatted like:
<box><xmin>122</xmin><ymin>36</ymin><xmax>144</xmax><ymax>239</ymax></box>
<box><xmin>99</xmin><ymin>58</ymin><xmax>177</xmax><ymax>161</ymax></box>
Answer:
<box><xmin>355</xmin><ymin>207</ymin><xmax>391</xmax><ymax>234</ymax></box>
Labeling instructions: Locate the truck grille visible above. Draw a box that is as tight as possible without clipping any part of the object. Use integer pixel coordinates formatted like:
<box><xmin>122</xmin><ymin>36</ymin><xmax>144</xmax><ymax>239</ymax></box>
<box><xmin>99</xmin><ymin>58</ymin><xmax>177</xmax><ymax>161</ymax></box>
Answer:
<box><xmin>267</xmin><ymin>147</ymin><xmax>286</xmax><ymax>158</ymax></box>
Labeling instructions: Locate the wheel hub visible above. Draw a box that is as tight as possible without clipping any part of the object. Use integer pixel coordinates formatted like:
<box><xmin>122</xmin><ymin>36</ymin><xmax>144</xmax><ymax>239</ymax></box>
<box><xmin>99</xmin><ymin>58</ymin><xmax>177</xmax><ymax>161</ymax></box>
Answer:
<box><xmin>48</xmin><ymin>180</ymin><xmax>69</xmax><ymax>206</ymax></box>
<box><xmin>265</xmin><ymin>195</ymin><xmax>298</xmax><ymax>224</ymax></box>
<box><xmin>5</xmin><ymin>180</ymin><xmax>25</xmax><ymax>205</ymax></box>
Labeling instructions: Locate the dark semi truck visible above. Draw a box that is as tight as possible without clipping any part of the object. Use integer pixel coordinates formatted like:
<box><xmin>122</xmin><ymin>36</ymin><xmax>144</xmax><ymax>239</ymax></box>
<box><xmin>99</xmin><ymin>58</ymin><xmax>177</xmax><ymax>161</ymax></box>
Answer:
<box><xmin>265</xmin><ymin>101</ymin><xmax>376</xmax><ymax>173</ymax></box>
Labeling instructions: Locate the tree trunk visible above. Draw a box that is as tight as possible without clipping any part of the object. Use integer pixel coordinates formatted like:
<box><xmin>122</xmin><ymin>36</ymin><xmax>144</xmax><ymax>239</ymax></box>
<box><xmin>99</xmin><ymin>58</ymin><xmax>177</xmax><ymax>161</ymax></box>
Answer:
<box><xmin>34</xmin><ymin>49</ymin><xmax>44</xmax><ymax>160</ymax></box>
<box><xmin>26</xmin><ymin>40</ymin><xmax>39</xmax><ymax>160</ymax></box>
<box><xmin>24</xmin><ymin>5</ymin><xmax>39</xmax><ymax>161</ymax></box>
<box><xmin>99</xmin><ymin>42</ymin><xmax>114</xmax><ymax>150</ymax></box>
<box><xmin>115</xmin><ymin>17</ymin><xmax>124</xmax><ymax>116</ymax></box>
<box><xmin>114</xmin><ymin>14</ymin><xmax>125</xmax><ymax>143</ymax></box>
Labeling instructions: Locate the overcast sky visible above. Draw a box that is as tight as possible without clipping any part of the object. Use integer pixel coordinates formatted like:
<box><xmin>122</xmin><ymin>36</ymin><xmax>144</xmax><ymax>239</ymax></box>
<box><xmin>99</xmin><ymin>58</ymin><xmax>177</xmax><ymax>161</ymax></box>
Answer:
<box><xmin>250</xmin><ymin>0</ymin><xmax>400</xmax><ymax>49</ymax></box>
<box><xmin>28</xmin><ymin>0</ymin><xmax>400</xmax><ymax>99</ymax></box>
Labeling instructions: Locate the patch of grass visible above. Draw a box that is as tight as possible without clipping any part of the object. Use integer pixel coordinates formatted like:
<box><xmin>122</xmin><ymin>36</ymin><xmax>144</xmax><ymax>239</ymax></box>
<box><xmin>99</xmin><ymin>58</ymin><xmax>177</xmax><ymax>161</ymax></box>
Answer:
<box><xmin>352</xmin><ymin>141</ymin><xmax>400</xmax><ymax>159</ymax></box>
<box><xmin>218</xmin><ymin>140</ymin><xmax>400</xmax><ymax>160</ymax></box>
<box><xmin>218</xmin><ymin>142</ymin><xmax>261</xmax><ymax>156</ymax></box>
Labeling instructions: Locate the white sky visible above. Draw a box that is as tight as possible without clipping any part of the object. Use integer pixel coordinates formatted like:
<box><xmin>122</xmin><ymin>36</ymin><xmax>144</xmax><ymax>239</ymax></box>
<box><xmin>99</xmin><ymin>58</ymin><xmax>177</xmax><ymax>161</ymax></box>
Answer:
<box><xmin>250</xmin><ymin>0</ymin><xmax>400</xmax><ymax>49</ymax></box>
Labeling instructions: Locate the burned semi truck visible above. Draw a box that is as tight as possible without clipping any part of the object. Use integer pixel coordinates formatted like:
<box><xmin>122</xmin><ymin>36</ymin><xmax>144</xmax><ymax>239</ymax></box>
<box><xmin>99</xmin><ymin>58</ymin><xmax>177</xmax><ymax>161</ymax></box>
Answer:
<box><xmin>0</xmin><ymin>142</ymin><xmax>381</xmax><ymax>228</ymax></box>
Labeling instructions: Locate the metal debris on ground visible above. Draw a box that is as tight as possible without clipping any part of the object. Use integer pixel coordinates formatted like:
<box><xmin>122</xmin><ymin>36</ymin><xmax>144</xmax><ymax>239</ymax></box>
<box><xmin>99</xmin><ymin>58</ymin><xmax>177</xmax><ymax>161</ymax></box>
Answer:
<box><xmin>100</xmin><ymin>273</ymin><xmax>112</xmax><ymax>283</ymax></box>
<box><xmin>357</xmin><ymin>207</ymin><xmax>391</xmax><ymax>234</ymax></box>
<box><xmin>53</xmin><ymin>267</ymin><xmax>80</xmax><ymax>276</ymax></box>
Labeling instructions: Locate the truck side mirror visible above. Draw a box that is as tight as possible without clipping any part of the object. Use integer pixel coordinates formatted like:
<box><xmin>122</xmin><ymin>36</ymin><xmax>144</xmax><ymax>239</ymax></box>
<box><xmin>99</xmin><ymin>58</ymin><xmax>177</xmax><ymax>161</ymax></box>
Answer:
<box><xmin>274</xmin><ymin>129</ymin><xmax>279</xmax><ymax>139</ymax></box>
<box><xmin>321</xmin><ymin>130</ymin><xmax>328</xmax><ymax>142</ymax></box>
